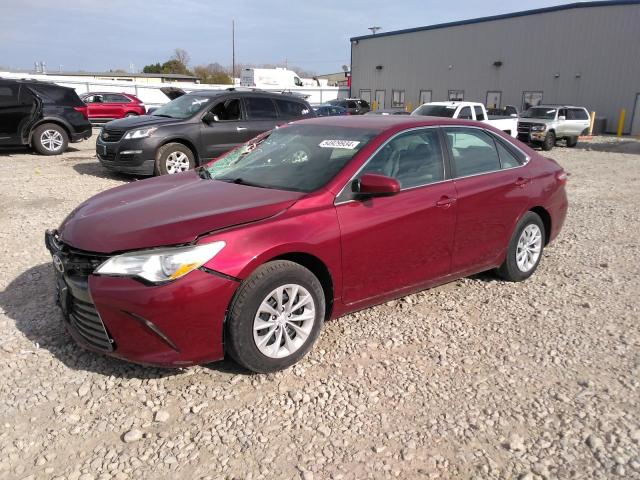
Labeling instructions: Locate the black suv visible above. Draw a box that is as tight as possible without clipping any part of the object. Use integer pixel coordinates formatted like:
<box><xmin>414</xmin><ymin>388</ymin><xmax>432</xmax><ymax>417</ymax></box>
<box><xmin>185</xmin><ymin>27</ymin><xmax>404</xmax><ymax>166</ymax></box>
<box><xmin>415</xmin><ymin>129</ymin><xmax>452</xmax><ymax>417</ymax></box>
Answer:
<box><xmin>97</xmin><ymin>89</ymin><xmax>315</xmax><ymax>175</ymax></box>
<box><xmin>0</xmin><ymin>78</ymin><xmax>92</xmax><ymax>155</ymax></box>
<box><xmin>327</xmin><ymin>98</ymin><xmax>370</xmax><ymax>115</ymax></box>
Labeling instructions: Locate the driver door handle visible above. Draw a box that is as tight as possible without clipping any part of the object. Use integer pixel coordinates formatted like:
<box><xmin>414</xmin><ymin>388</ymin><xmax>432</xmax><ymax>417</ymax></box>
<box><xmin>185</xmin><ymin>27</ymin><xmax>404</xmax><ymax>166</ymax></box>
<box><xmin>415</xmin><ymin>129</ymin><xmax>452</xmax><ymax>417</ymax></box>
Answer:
<box><xmin>435</xmin><ymin>196</ymin><xmax>457</xmax><ymax>208</ymax></box>
<box><xmin>515</xmin><ymin>177</ymin><xmax>531</xmax><ymax>187</ymax></box>
<box><xmin>236</xmin><ymin>126</ymin><xmax>247</xmax><ymax>131</ymax></box>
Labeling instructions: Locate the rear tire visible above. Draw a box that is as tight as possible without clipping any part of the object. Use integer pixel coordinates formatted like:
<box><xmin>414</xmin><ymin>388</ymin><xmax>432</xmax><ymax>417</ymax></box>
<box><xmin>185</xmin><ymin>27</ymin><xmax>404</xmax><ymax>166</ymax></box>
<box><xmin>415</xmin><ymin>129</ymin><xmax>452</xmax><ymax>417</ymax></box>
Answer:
<box><xmin>497</xmin><ymin>211</ymin><xmax>545</xmax><ymax>282</ymax></box>
<box><xmin>124</xmin><ymin>112</ymin><xmax>138</xmax><ymax>118</ymax></box>
<box><xmin>155</xmin><ymin>142</ymin><xmax>195</xmax><ymax>175</ymax></box>
<box><xmin>542</xmin><ymin>131</ymin><xmax>555</xmax><ymax>151</ymax></box>
<box><xmin>225</xmin><ymin>260</ymin><xmax>325</xmax><ymax>373</ymax></box>
<box><xmin>566</xmin><ymin>136</ymin><xmax>578</xmax><ymax>148</ymax></box>
<box><xmin>32</xmin><ymin>123</ymin><xmax>68</xmax><ymax>155</ymax></box>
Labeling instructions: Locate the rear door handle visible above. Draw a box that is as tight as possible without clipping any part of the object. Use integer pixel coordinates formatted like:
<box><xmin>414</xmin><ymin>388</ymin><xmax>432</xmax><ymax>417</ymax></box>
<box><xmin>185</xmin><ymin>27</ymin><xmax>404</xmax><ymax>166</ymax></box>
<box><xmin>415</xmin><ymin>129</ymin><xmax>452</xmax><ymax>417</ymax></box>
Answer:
<box><xmin>436</xmin><ymin>196</ymin><xmax>456</xmax><ymax>208</ymax></box>
<box><xmin>515</xmin><ymin>177</ymin><xmax>530</xmax><ymax>187</ymax></box>
<box><xmin>236</xmin><ymin>126</ymin><xmax>247</xmax><ymax>131</ymax></box>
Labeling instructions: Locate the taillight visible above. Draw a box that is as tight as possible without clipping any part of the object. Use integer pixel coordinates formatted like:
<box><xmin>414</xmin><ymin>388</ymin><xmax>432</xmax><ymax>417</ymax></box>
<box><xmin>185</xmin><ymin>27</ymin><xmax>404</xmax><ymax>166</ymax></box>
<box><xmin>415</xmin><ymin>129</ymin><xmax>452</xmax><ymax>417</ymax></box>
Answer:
<box><xmin>74</xmin><ymin>106</ymin><xmax>88</xmax><ymax>119</ymax></box>
<box><xmin>556</xmin><ymin>171</ymin><xmax>568</xmax><ymax>185</ymax></box>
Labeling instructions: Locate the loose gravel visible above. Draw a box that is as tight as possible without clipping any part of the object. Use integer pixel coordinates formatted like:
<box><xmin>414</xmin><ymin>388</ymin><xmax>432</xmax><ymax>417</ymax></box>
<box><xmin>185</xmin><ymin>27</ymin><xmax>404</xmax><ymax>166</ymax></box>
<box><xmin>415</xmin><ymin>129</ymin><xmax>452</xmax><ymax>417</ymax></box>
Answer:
<box><xmin>0</xmin><ymin>133</ymin><xmax>639</xmax><ymax>480</ymax></box>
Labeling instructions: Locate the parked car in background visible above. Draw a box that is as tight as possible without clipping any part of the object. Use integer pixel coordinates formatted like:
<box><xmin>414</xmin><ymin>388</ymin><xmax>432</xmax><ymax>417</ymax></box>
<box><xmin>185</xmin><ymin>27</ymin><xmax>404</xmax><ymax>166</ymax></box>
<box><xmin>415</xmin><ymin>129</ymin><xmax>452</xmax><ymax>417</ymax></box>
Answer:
<box><xmin>518</xmin><ymin>105</ymin><xmax>590</xmax><ymax>151</ymax></box>
<box><xmin>0</xmin><ymin>78</ymin><xmax>91</xmax><ymax>155</ymax></box>
<box><xmin>327</xmin><ymin>98</ymin><xmax>370</xmax><ymax>115</ymax></box>
<box><xmin>365</xmin><ymin>108</ymin><xmax>410</xmax><ymax>116</ymax></box>
<box><xmin>412</xmin><ymin>101</ymin><xmax>518</xmax><ymax>137</ymax></box>
<box><xmin>47</xmin><ymin>115</ymin><xmax>568</xmax><ymax>373</ymax></box>
<box><xmin>312</xmin><ymin>104</ymin><xmax>347</xmax><ymax>117</ymax></box>
<box><xmin>487</xmin><ymin>105</ymin><xmax>518</xmax><ymax>117</ymax></box>
<box><xmin>96</xmin><ymin>90</ymin><xmax>314</xmax><ymax>175</ymax></box>
<box><xmin>81</xmin><ymin>92</ymin><xmax>146</xmax><ymax>122</ymax></box>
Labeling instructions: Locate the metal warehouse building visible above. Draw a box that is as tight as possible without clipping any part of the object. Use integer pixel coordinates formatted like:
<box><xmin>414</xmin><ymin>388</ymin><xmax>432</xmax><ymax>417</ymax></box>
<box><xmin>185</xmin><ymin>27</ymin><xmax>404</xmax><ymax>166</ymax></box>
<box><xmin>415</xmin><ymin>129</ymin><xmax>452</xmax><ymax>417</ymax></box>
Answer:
<box><xmin>350</xmin><ymin>1</ymin><xmax>640</xmax><ymax>134</ymax></box>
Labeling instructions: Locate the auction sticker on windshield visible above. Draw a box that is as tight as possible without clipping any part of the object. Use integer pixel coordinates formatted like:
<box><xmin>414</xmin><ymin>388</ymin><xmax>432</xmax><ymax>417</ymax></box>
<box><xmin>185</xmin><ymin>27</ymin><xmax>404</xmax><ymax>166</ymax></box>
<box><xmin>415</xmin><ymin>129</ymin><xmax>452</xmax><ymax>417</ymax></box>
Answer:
<box><xmin>192</xmin><ymin>98</ymin><xmax>210</xmax><ymax>106</ymax></box>
<box><xmin>319</xmin><ymin>140</ymin><xmax>360</xmax><ymax>149</ymax></box>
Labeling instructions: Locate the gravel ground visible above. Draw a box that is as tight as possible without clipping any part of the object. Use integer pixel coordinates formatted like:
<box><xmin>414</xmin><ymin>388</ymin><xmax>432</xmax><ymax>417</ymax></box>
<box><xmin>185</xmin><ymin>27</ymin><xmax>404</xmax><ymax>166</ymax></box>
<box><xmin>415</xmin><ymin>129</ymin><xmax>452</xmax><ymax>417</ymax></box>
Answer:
<box><xmin>0</xmin><ymin>132</ymin><xmax>639</xmax><ymax>480</ymax></box>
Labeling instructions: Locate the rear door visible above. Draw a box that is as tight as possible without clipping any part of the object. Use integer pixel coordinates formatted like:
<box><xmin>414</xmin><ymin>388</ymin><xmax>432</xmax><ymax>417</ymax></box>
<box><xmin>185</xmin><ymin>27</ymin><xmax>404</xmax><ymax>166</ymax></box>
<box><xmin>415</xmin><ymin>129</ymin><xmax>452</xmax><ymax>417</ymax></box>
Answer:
<box><xmin>243</xmin><ymin>96</ymin><xmax>280</xmax><ymax>138</ymax></box>
<box><xmin>568</xmin><ymin>108</ymin><xmax>590</xmax><ymax>136</ymax></box>
<box><xmin>336</xmin><ymin>127</ymin><xmax>457</xmax><ymax>305</ymax></box>
<box><xmin>199</xmin><ymin>96</ymin><xmax>248</xmax><ymax>160</ymax></box>
<box><xmin>443</xmin><ymin>127</ymin><xmax>530</xmax><ymax>274</ymax></box>
<box><xmin>0</xmin><ymin>82</ymin><xmax>31</xmax><ymax>145</ymax></box>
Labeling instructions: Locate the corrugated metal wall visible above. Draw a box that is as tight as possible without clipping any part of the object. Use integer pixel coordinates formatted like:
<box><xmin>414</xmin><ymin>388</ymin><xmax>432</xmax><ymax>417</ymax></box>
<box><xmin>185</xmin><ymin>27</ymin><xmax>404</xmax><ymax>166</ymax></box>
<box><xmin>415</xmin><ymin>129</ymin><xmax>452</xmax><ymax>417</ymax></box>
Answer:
<box><xmin>351</xmin><ymin>4</ymin><xmax>640</xmax><ymax>134</ymax></box>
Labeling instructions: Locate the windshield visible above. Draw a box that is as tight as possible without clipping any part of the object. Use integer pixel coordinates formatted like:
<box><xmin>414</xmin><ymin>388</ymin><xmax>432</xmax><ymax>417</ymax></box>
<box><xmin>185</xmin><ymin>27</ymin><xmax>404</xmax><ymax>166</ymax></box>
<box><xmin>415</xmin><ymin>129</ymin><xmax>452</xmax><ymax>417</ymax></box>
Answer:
<box><xmin>152</xmin><ymin>94</ymin><xmax>213</xmax><ymax>119</ymax></box>
<box><xmin>521</xmin><ymin>107</ymin><xmax>557</xmax><ymax>119</ymax></box>
<box><xmin>206</xmin><ymin>124</ymin><xmax>378</xmax><ymax>192</ymax></box>
<box><xmin>411</xmin><ymin>105</ymin><xmax>456</xmax><ymax>118</ymax></box>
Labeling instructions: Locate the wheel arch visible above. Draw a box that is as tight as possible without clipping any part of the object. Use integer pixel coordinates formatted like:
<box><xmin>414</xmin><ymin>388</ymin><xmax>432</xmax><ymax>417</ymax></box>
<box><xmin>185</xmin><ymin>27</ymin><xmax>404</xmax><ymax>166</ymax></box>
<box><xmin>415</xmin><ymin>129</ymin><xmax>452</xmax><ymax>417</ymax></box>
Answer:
<box><xmin>529</xmin><ymin>206</ymin><xmax>552</xmax><ymax>245</ymax></box>
<box><xmin>158</xmin><ymin>138</ymin><xmax>200</xmax><ymax>164</ymax></box>
<box><xmin>29</xmin><ymin>118</ymin><xmax>72</xmax><ymax>144</ymax></box>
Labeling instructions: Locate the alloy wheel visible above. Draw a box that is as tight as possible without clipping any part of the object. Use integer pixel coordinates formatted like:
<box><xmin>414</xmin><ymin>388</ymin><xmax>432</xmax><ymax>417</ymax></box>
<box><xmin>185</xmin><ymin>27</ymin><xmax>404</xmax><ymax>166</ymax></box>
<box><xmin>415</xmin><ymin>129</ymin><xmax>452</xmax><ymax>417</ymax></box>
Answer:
<box><xmin>253</xmin><ymin>284</ymin><xmax>316</xmax><ymax>359</ymax></box>
<box><xmin>40</xmin><ymin>129</ymin><xmax>64</xmax><ymax>152</ymax></box>
<box><xmin>165</xmin><ymin>151</ymin><xmax>190</xmax><ymax>174</ymax></box>
<box><xmin>516</xmin><ymin>224</ymin><xmax>542</xmax><ymax>272</ymax></box>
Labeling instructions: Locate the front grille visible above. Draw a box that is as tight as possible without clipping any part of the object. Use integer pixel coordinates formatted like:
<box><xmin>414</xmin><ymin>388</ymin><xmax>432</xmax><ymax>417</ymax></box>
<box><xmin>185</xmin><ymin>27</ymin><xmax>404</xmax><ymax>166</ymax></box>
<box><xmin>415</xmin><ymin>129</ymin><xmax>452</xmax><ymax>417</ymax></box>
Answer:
<box><xmin>45</xmin><ymin>231</ymin><xmax>115</xmax><ymax>352</ymax></box>
<box><xmin>518</xmin><ymin>122</ymin><xmax>533</xmax><ymax>134</ymax></box>
<box><xmin>69</xmin><ymin>296</ymin><xmax>114</xmax><ymax>351</ymax></box>
<box><xmin>101</xmin><ymin>128</ymin><xmax>126</xmax><ymax>142</ymax></box>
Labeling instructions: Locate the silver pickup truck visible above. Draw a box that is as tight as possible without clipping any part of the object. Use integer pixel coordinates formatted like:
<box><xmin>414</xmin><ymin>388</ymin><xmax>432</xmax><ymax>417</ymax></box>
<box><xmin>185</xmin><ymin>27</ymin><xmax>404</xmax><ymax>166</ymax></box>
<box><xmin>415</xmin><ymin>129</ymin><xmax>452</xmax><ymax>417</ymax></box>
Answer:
<box><xmin>517</xmin><ymin>105</ymin><xmax>590</xmax><ymax>151</ymax></box>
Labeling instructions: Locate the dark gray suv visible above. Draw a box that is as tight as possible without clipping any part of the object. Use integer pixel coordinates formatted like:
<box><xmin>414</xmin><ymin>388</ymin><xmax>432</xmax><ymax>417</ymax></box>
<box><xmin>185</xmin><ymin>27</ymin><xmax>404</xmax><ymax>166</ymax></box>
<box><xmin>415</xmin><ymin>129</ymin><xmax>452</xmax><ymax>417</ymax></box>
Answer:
<box><xmin>96</xmin><ymin>89</ymin><xmax>315</xmax><ymax>175</ymax></box>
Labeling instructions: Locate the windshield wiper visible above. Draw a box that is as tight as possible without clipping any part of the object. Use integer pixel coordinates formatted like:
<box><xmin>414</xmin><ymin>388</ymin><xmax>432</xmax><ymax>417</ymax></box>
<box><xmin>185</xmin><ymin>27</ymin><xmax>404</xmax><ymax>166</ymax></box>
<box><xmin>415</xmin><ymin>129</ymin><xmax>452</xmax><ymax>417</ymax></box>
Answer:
<box><xmin>217</xmin><ymin>177</ymin><xmax>270</xmax><ymax>189</ymax></box>
<box><xmin>152</xmin><ymin>114</ymin><xmax>174</xmax><ymax>118</ymax></box>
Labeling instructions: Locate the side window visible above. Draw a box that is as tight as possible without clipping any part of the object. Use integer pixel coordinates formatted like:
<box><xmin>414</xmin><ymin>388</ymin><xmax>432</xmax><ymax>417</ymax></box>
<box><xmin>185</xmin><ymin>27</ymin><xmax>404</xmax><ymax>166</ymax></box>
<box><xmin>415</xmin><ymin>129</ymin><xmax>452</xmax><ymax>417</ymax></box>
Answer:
<box><xmin>359</xmin><ymin>129</ymin><xmax>444</xmax><ymax>189</ymax></box>
<box><xmin>458</xmin><ymin>106</ymin><xmax>473</xmax><ymax>120</ymax></box>
<box><xmin>18</xmin><ymin>86</ymin><xmax>36</xmax><ymax>105</ymax></box>
<box><xmin>444</xmin><ymin>128</ymin><xmax>501</xmax><ymax>177</ymax></box>
<box><xmin>103</xmin><ymin>94</ymin><xmax>129</xmax><ymax>103</ymax></box>
<box><xmin>275</xmin><ymin>99</ymin><xmax>308</xmax><ymax>118</ymax></box>
<box><xmin>244</xmin><ymin>97</ymin><xmax>277</xmax><ymax>120</ymax></box>
<box><xmin>211</xmin><ymin>98</ymin><xmax>242</xmax><ymax>121</ymax></box>
<box><xmin>474</xmin><ymin>106</ymin><xmax>486</xmax><ymax>121</ymax></box>
<box><xmin>0</xmin><ymin>84</ymin><xmax>19</xmax><ymax>106</ymax></box>
<box><xmin>494</xmin><ymin>138</ymin><xmax>522</xmax><ymax>169</ymax></box>
<box><xmin>569</xmin><ymin>108</ymin><xmax>589</xmax><ymax>120</ymax></box>
<box><xmin>558</xmin><ymin>108</ymin><xmax>567</xmax><ymax>119</ymax></box>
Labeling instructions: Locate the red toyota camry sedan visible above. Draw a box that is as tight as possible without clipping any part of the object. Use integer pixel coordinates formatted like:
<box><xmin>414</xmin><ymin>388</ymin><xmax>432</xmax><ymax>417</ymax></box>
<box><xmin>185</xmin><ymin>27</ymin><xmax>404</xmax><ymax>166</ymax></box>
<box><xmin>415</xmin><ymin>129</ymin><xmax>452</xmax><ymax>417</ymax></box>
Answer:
<box><xmin>45</xmin><ymin>116</ymin><xmax>568</xmax><ymax>373</ymax></box>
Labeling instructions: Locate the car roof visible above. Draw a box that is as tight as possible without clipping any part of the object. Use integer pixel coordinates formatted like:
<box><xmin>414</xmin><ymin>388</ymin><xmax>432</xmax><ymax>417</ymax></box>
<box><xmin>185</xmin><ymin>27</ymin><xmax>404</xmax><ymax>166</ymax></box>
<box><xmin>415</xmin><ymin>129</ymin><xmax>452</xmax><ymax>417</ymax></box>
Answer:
<box><xmin>184</xmin><ymin>89</ymin><xmax>307</xmax><ymax>101</ymax></box>
<box><xmin>292</xmin><ymin>114</ymin><xmax>492</xmax><ymax>133</ymax></box>
<box><xmin>531</xmin><ymin>104</ymin><xmax>586</xmax><ymax>109</ymax></box>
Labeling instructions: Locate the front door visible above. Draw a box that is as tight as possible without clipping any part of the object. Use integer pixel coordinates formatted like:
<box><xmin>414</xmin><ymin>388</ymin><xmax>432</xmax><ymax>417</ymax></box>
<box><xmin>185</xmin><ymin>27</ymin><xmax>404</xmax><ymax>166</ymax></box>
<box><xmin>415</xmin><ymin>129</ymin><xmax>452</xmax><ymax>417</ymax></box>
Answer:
<box><xmin>85</xmin><ymin>94</ymin><xmax>107</xmax><ymax>119</ymax></box>
<box><xmin>243</xmin><ymin>96</ymin><xmax>283</xmax><ymax>140</ymax></box>
<box><xmin>374</xmin><ymin>90</ymin><xmax>385</xmax><ymax>110</ymax></box>
<box><xmin>336</xmin><ymin>127</ymin><xmax>456</xmax><ymax>305</ymax></box>
<box><xmin>486</xmin><ymin>91</ymin><xmax>501</xmax><ymax>109</ymax></box>
<box><xmin>199</xmin><ymin>97</ymin><xmax>250</xmax><ymax>161</ymax></box>
<box><xmin>443</xmin><ymin>127</ymin><xmax>530</xmax><ymax>273</ymax></box>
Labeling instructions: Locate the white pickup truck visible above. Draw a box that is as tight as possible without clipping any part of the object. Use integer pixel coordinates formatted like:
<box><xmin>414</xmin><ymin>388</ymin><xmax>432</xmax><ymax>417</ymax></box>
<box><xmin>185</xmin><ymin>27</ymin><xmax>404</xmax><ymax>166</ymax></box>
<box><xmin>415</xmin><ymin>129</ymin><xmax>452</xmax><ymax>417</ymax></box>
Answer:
<box><xmin>412</xmin><ymin>101</ymin><xmax>518</xmax><ymax>137</ymax></box>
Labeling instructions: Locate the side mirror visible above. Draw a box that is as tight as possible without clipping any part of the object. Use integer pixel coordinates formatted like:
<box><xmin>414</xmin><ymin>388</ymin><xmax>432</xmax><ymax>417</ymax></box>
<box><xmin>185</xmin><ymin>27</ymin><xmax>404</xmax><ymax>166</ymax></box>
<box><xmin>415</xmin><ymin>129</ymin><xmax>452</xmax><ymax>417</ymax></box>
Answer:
<box><xmin>353</xmin><ymin>173</ymin><xmax>400</xmax><ymax>197</ymax></box>
<box><xmin>203</xmin><ymin>112</ymin><xmax>219</xmax><ymax>124</ymax></box>
<box><xmin>558</xmin><ymin>116</ymin><xmax>566</xmax><ymax>121</ymax></box>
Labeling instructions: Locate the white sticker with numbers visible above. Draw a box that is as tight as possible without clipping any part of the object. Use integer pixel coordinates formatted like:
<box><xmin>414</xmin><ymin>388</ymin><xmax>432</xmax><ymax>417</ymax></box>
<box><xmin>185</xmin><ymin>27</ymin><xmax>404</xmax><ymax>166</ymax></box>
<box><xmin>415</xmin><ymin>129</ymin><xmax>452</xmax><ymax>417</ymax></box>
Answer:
<box><xmin>318</xmin><ymin>140</ymin><xmax>361</xmax><ymax>149</ymax></box>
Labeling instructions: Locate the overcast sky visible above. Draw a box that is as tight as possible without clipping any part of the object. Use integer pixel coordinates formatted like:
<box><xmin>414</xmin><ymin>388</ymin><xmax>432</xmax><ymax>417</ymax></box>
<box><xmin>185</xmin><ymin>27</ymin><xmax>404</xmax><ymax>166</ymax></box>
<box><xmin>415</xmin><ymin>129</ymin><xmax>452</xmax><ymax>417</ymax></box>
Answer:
<box><xmin>2</xmin><ymin>0</ymin><xmax>574</xmax><ymax>74</ymax></box>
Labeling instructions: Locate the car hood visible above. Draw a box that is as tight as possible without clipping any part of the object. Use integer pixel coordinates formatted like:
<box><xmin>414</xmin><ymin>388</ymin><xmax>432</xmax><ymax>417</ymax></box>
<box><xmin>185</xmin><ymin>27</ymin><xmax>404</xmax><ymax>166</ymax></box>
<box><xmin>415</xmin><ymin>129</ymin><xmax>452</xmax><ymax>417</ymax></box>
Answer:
<box><xmin>59</xmin><ymin>172</ymin><xmax>305</xmax><ymax>254</ymax></box>
<box><xmin>103</xmin><ymin>115</ymin><xmax>185</xmax><ymax>130</ymax></box>
<box><xmin>519</xmin><ymin>118</ymin><xmax>554</xmax><ymax>125</ymax></box>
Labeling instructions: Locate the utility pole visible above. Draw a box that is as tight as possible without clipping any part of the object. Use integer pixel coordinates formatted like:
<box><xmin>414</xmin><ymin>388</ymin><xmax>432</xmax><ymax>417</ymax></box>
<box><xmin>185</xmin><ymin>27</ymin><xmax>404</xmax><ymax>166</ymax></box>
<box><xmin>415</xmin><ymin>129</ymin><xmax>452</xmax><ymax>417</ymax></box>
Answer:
<box><xmin>232</xmin><ymin>19</ymin><xmax>235</xmax><ymax>83</ymax></box>
<box><xmin>368</xmin><ymin>26</ymin><xmax>382</xmax><ymax>35</ymax></box>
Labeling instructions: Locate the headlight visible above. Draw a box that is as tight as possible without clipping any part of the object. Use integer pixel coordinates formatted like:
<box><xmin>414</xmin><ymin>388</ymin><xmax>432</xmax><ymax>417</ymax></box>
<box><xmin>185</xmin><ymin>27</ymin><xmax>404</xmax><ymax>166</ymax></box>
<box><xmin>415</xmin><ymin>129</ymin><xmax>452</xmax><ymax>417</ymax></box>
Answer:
<box><xmin>95</xmin><ymin>242</ymin><xmax>225</xmax><ymax>283</ymax></box>
<box><xmin>123</xmin><ymin>127</ymin><xmax>157</xmax><ymax>139</ymax></box>
<box><xmin>530</xmin><ymin>125</ymin><xmax>547</xmax><ymax>132</ymax></box>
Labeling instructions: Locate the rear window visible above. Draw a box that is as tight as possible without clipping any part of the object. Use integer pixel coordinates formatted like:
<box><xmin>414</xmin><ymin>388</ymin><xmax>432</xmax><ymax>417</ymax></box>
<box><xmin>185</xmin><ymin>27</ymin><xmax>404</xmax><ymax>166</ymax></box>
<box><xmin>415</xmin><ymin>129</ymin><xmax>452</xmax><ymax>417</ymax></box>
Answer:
<box><xmin>244</xmin><ymin>97</ymin><xmax>278</xmax><ymax>120</ymax></box>
<box><xmin>275</xmin><ymin>99</ymin><xmax>309</xmax><ymax>118</ymax></box>
<box><xmin>28</xmin><ymin>84</ymin><xmax>84</xmax><ymax>106</ymax></box>
<box><xmin>412</xmin><ymin>105</ymin><xmax>456</xmax><ymax>118</ymax></box>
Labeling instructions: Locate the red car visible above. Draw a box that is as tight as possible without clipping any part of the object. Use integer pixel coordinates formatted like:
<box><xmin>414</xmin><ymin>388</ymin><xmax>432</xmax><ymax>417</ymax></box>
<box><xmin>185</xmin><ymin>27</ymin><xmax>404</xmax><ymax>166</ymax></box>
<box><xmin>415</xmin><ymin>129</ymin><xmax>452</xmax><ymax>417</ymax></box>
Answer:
<box><xmin>81</xmin><ymin>92</ymin><xmax>146</xmax><ymax>121</ymax></box>
<box><xmin>45</xmin><ymin>116</ymin><xmax>568</xmax><ymax>373</ymax></box>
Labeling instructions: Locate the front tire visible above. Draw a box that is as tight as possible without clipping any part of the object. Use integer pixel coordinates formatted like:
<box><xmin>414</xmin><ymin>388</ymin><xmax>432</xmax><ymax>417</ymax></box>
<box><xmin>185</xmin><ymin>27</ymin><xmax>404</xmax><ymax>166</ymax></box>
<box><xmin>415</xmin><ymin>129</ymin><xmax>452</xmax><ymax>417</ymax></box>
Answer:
<box><xmin>542</xmin><ymin>131</ymin><xmax>556</xmax><ymax>151</ymax></box>
<box><xmin>155</xmin><ymin>142</ymin><xmax>195</xmax><ymax>175</ymax></box>
<box><xmin>124</xmin><ymin>112</ymin><xmax>138</xmax><ymax>118</ymax></box>
<box><xmin>497</xmin><ymin>212</ymin><xmax>545</xmax><ymax>282</ymax></box>
<box><xmin>32</xmin><ymin>123</ymin><xmax>68</xmax><ymax>155</ymax></box>
<box><xmin>225</xmin><ymin>260</ymin><xmax>325</xmax><ymax>373</ymax></box>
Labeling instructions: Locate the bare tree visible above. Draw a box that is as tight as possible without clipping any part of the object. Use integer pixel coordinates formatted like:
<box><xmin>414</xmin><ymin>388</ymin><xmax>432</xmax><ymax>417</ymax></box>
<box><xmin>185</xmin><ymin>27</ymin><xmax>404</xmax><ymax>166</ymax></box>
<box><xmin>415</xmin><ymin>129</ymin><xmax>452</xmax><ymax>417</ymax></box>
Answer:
<box><xmin>173</xmin><ymin>48</ymin><xmax>190</xmax><ymax>67</ymax></box>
